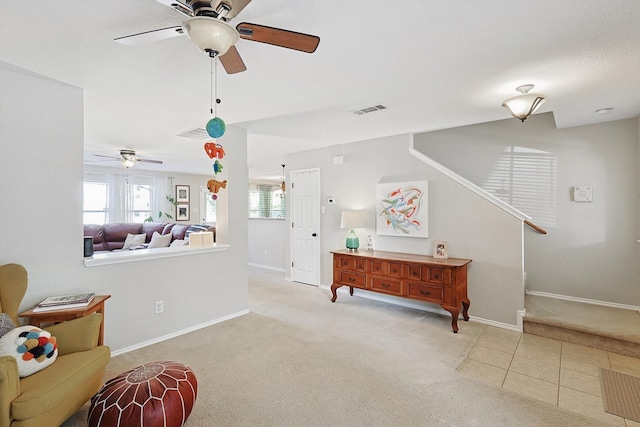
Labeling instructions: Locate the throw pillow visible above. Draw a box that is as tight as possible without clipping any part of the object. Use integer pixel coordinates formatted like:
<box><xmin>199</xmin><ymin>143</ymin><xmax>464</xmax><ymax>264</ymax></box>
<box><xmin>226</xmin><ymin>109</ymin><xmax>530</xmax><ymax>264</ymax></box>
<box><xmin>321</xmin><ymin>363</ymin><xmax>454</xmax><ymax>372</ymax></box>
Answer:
<box><xmin>0</xmin><ymin>325</ymin><xmax>58</xmax><ymax>377</ymax></box>
<box><xmin>169</xmin><ymin>239</ymin><xmax>185</xmax><ymax>248</ymax></box>
<box><xmin>147</xmin><ymin>231</ymin><xmax>172</xmax><ymax>249</ymax></box>
<box><xmin>0</xmin><ymin>313</ymin><xmax>16</xmax><ymax>338</ymax></box>
<box><xmin>122</xmin><ymin>233</ymin><xmax>146</xmax><ymax>249</ymax></box>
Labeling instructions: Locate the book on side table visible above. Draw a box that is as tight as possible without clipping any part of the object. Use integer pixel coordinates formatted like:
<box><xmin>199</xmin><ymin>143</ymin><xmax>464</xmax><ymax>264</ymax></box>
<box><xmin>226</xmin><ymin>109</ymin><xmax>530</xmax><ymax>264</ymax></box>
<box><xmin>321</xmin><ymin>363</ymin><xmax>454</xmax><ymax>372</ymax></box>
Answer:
<box><xmin>33</xmin><ymin>293</ymin><xmax>95</xmax><ymax>312</ymax></box>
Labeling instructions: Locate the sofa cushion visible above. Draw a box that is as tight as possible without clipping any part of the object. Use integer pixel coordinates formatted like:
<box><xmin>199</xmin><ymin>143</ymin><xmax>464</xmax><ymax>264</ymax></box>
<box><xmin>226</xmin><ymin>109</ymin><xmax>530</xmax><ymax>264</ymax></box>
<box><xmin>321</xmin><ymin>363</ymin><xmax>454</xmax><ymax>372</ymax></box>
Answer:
<box><xmin>147</xmin><ymin>231</ymin><xmax>172</xmax><ymax>249</ymax></box>
<box><xmin>170</xmin><ymin>224</ymin><xmax>191</xmax><ymax>240</ymax></box>
<box><xmin>141</xmin><ymin>223</ymin><xmax>168</xmax><ymax>242</ymax></box>
<box><xmin>169</xmin><ymin>239</ymin><xmax>185</xmax><ymax>248</ymax></box>
<box><xmin>103</xmin><ymin>224</ymin><xmax>144</xmax><ymax>251</ymax></box>
<box><xmin>84</xmin><ymin>225</ymin><xmax>107</xmax><ymax>252</ymax></box>
<box><xmin>122</xmin><ymin>233</ymin><xmax>147</xmax><ymax>250</ymax></box>
<box><xmin>0</xmin><ymin>326</ymin><xmax>58</xmax><ymax>377</ymax></box>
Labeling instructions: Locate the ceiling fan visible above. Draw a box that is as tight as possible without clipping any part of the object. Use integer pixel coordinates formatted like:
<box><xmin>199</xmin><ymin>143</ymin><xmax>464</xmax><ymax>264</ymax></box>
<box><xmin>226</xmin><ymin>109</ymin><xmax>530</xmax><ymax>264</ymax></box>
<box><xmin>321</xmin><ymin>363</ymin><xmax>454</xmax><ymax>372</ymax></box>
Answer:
<box><xmin>114</xmin><ymin>0</ymin><xmax>320</xmax><ymax>74</ymax></box>
<box><xmin>92</xmin><ymin>149</ymin><xmax>164</xmax><ymax>169</ymax></box>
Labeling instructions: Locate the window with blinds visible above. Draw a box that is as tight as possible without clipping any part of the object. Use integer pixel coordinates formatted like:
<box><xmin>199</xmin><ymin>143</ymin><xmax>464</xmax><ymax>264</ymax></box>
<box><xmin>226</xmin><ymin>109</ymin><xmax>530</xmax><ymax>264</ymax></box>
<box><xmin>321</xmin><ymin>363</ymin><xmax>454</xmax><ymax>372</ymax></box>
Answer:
<box><xmin>482</xmin><ymin>146</ymin><xmax>558</xmax><ymax>227</ymax></box>
<box><xmin>248</xmin><ymin>183</ymin><xmax>286</xmax><ymax>219</ymax></box>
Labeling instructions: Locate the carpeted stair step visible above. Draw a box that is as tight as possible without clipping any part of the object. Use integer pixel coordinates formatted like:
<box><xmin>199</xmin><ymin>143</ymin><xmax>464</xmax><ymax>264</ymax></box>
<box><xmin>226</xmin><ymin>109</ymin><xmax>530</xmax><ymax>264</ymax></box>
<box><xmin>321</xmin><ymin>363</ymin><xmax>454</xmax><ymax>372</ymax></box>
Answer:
<box><xmin>524</xmin><ymin>294</ymin><xmax>640</xmax><ymax>358</ymax></box>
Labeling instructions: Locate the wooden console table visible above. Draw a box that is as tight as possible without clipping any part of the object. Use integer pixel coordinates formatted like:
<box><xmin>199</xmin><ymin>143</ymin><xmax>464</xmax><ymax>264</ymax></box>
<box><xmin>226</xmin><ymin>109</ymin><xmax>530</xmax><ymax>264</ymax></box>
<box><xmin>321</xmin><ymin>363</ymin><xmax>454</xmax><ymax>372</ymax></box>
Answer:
<box><xmin>19</xmin><ymin>295</ymin><xmax>111</xmax><ymax>346</ymax></box>
<box><xmin>331</xmin><ymin>250</ymin><xmax>471</xmax><ymax>333</ymax></box>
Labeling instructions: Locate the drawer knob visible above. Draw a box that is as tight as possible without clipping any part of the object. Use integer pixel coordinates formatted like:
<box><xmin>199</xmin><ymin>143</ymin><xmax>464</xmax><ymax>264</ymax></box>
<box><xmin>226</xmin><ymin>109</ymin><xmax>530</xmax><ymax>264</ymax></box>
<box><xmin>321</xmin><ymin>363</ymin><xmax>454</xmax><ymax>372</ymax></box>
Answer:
<box><xmin>420</xmin><ymin>290</ymin><xmax>431</xmax><ymax>296</ymax></box>
<box><xmin>382</xmin><ymin>283</ymin><xmax>390</xmax><ymax>288</ymax></box>
<box><xmin>434</xmin><ymin>275</ymin><xmax>440</xmax><ymax>279</ymax></box>
<box><xmin>348</xmin><ymin>277</ymin><xmax>355</xmax><ymax>282</ymax></box>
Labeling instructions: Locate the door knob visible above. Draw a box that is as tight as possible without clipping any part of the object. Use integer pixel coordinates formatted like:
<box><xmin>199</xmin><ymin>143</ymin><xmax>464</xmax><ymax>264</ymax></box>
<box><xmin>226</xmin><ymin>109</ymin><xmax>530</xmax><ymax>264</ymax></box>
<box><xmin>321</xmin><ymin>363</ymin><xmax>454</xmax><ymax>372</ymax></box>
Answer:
<box><xmin>312</xmin><ymin>233</ymin><xmax>317</xmax><ymax>237</ymax></box>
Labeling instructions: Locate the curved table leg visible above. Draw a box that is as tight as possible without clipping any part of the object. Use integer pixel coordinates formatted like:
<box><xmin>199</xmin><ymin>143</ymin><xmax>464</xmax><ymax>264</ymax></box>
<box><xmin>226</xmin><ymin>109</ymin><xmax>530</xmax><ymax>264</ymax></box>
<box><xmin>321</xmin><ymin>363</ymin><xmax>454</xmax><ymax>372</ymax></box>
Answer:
<box><xmin>441</xmin><ymin>306</ymin><xmax>460</xmax><ymax>333</ymax></box>
<box><xmin>462</xmin><ymin>298</ymin><xmax>470</xmax><ymax>321</ymax></box>
<box><xmin>331</xmin><ymin>283</ymin><xmax>343</xmax><ymax>302</ymax></box>
<box><xmin>349</xmin><ymin>286</ymin><xmax>354</xmax><ymax>296</ymax></box>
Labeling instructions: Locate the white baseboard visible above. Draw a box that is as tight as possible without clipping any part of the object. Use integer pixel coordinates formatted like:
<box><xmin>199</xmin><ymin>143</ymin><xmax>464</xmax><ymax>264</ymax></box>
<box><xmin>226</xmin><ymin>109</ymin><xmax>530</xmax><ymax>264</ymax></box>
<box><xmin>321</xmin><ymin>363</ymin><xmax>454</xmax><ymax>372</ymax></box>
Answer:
<box><xmin>248</xmin><ymin>262</ymin><xmax>285</xmax><ymax>272</ymax></box>
<box><xmin>323</xmin><ymin>284</ymin><xmax>521</xmax><ymax>332</ymax></box>
<box><xmin>110</xmin><ymin>309</ymin><xmax>250</xmax><ymax>357</ymax></box>
<box><xmin>526</xmin><ymin>290</ymin><xmax>640</xmax><ymax>312</ymax></box>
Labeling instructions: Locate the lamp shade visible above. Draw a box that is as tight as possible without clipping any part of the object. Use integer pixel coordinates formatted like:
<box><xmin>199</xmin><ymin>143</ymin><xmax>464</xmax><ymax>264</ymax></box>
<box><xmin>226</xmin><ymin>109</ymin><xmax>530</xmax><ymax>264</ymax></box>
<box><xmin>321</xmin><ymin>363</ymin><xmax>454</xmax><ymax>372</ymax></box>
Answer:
<box><xmin>182</xmin><ymin>17</ymin><xmax>239</xmax><ymax>57</ymax></box>
<box><xmin>502</xmin><ymin>84</ymin><xmax>547</xmax><ymax>122</ymax></box>
<box><xmin>340</xmin><ymin>211</ymin><xmax>364</xmax><ymax>229</ymax></box>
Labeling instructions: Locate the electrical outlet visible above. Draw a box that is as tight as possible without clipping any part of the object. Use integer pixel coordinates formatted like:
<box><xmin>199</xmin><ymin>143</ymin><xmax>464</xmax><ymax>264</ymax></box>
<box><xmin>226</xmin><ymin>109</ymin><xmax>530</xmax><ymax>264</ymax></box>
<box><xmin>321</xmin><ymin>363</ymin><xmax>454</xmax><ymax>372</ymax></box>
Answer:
<box><xmin>155</xmin><ymin>300</ymin><xmax>163</xmax><ymax>314</ymax></box>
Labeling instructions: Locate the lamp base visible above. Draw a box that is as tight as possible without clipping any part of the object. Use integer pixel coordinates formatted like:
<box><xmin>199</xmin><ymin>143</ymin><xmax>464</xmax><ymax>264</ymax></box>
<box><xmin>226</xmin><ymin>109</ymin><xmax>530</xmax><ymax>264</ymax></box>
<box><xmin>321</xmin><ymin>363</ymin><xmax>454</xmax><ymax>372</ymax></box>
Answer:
<box><xmin>345</xmin><ymin>229</ymin><xmax>359</xmax><ymax>251</ymax></box>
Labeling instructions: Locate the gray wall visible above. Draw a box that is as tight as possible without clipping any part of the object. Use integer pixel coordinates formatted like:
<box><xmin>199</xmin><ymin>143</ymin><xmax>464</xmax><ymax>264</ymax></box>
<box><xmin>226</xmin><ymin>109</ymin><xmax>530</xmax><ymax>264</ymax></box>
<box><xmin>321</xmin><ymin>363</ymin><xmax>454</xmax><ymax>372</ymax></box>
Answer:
<box><xmin>286</xmin><ymin>134</ymin><xmax>526</xmax><ymax>327</ymax></box>
<box><xmin>248</xmin><ymin>219</ymin><xmax>287</xmax><ymax>271</ymax></box>
<box><xmin>413</xmin><ymin>112</ymin><xmax>640</xmax><ymax>306</ymax></box>
<box><xmin>0</xmin><ymin>63</ymin><xmax>249</xmax><ymax>353</ymax></box>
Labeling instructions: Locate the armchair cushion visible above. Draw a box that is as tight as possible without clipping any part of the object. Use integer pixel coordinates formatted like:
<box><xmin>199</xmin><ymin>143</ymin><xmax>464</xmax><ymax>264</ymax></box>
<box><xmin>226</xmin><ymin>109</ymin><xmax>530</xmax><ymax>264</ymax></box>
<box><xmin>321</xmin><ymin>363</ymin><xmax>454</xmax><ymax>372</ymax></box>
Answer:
<box><xmin>45</xmin><ymin>313</ymin><xmax>102</xmax><ymax>356</ymax></box>
<box><xmin>0</xmin><ymin>326</ymin><xmax>57</xmax><ymax>377</ymax></box>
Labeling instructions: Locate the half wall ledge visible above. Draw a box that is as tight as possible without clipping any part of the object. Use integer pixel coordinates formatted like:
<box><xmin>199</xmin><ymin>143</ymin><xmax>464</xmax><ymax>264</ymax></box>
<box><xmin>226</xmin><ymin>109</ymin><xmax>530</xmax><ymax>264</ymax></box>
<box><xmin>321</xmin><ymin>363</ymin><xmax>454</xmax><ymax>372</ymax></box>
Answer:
<box><xmin>83</xmin><ymin>244</ymin><xmax>230</xmax><ymax>267</ymax></box>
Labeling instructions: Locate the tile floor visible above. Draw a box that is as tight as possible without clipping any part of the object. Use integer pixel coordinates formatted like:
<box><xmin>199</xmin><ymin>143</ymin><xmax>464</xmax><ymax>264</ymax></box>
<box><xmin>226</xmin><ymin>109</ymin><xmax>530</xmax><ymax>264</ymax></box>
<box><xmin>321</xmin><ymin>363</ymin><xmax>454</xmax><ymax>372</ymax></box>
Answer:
<box><xmin>457</xmin><ymin>326</ymin><xmax>640</xmax><ymax>426</ymax></box>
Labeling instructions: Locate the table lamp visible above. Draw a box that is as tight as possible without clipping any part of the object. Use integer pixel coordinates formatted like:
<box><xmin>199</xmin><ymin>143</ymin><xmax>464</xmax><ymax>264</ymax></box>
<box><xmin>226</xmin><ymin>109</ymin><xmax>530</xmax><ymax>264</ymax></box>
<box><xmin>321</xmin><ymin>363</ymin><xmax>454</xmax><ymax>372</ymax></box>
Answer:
<box><xmin>340</xmin><ymin>211</ymin><xmax>364</xmax><ymax>251</ymax></box>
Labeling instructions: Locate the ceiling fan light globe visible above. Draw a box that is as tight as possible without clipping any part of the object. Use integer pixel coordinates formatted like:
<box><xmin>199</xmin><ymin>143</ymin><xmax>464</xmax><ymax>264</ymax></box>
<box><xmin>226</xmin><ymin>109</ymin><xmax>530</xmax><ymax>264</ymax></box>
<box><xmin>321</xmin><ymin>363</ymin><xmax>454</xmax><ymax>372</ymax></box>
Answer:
<box><xmin>182</xmin><ymin>17</ymin><xmax>239</xmax><ymax>56</ymax></box>
<box><xmin>120</xmin><ymin>158</ymin><xmax>136</xmax><ymax>168</ymax></box>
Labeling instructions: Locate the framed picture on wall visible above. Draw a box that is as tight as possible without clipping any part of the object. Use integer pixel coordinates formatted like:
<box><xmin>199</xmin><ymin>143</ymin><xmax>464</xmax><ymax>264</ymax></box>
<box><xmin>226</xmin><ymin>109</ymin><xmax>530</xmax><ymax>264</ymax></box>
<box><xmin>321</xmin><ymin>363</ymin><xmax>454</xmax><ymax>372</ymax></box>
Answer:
<box><xmin>433</xmin><ymin>241</ymin><xmax>448</xmax><ymax>259</ymax></box>
<box><xmin>376</xmin><ymin>180</ymin><xmax>429</xmax><ymax>238</ymax></box>
<box><xmin>176</xmin><ymin>185</ymin><xmax>190</xmax><ymax>203</ymax></box>
<box><xmin>177</xmin><ymin>204</ymin><xmax>190</xmax><ymax>221</ymax></box>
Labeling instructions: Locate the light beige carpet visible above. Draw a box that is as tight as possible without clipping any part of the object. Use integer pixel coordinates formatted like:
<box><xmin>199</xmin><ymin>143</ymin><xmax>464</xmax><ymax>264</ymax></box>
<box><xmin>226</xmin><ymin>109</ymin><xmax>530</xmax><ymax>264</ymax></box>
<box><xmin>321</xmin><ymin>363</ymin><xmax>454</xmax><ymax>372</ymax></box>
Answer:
<box><xmin>599</xmin><ymin>368</ymin><xmax>640</xmax><ymax>422</ymax></box>
<box><xmin>62</xmin><ymin>268</ymin><xmax>610</xmax><ymax>426</ymax></box>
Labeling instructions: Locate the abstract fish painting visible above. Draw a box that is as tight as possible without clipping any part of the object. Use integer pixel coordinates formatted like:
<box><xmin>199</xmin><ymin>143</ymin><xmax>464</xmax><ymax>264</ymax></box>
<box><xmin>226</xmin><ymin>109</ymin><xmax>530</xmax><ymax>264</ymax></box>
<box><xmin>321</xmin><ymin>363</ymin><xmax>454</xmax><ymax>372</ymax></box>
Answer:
<box><xmin>376</xmin><ymin>181</ymin><xmax>428</xmax><ymax>238</ymax></box>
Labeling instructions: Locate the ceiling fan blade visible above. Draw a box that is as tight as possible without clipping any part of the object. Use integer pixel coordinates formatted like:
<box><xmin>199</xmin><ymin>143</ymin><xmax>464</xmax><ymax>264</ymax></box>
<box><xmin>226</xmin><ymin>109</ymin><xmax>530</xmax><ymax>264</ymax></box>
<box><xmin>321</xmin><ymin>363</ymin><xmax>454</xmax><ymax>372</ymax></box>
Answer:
<box><xmin>236</xmin><ymin>22</ymin><xmax>320</xmax><ymax>53</ymax></box>
<box><xmin>137</xmin><ymin>158</ymin><xmax>164</xmax><ymax>165</ymax></box>
<box><xmin>92</xmin><ymin>154</ymin><xmax>119</xmax><ymax>160</ymax></box>
<box><xmin>114</xmin><ymin>26</ymin><xmax>184</xmax><ymax>46</ymax></box>
<box><xmin>219</xmin><ymin>45</ymin><xmax>247</xmax><ymax>74</ymax></box>
<box><xmin>212</xmin><ymin>0</ymin><xmax>252</xmax><ymax>20</ymax></box>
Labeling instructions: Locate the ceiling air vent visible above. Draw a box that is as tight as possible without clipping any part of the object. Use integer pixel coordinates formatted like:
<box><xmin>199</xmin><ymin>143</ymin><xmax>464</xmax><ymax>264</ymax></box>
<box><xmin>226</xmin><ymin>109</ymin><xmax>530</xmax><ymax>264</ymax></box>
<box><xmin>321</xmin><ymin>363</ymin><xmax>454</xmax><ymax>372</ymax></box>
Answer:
<box><xmin>353</xmin><ymin>104</ymin><xmax>387</xmax><ymax>115</ymax></box>
<box><xmin>177</xmin><ymin>128</ymin><xmax>210</xmax><ymax>140</ymax></box>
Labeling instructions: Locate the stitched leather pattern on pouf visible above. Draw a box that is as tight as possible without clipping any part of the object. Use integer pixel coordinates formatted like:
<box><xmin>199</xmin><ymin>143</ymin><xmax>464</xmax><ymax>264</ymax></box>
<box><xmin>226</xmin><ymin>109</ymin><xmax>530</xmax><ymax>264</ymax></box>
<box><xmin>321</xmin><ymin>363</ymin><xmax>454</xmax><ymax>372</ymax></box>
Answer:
<box><xmin>88</xmin><ymin>360</ymin><xmax>197</xmax><ymax>427</ymax></box>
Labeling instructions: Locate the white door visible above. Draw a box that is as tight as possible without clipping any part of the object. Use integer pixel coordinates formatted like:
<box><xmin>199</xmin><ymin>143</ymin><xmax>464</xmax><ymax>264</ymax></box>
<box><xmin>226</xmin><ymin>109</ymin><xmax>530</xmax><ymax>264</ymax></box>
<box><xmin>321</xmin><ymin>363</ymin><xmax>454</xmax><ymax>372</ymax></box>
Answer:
<box><xmin>199</xmin><ymin>186</ymin><xmax>216</xmax><ymax>225</ymax></box>
<box><xmin>290</xmin><ymin>169</ymin><xmax>320</xmax><ymax>285</ymax></box>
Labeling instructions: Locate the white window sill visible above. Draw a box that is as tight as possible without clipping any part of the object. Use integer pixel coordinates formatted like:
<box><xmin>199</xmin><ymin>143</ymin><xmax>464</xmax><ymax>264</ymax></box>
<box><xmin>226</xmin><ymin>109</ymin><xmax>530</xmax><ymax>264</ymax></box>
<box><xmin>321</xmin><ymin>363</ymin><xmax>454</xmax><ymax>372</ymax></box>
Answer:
<box><xmin>83</xmin><ymin>244</ymin><xmax>230</xmax><ymax>267</ymax></box>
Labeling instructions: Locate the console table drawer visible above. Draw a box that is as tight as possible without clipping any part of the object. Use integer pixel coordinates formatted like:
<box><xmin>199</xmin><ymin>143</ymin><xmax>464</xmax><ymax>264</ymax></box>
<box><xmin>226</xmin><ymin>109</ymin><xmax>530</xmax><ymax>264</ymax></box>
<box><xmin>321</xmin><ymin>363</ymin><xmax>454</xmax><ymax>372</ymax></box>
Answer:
<box><xmin>370</xmin><ymin>260</ymin><xmax>403</xmax><ymax>277</ymax></box>
<box><xmin>339</xmin><ymin>271</ymin><xmax>366</xmax><ymax>288</ymax></box>
<box><xmin>370</xmin><ymin>276</ymin><xmax>402</xmax><ymax>295</ymax></box>
<box><xmin>406</xmin><ymin>265</ymin><xmax>451</xmax><ymax>284</ymax></box>
<box><xmin>407</xmin><ymin>282</ymin><xmax>444</xmax><ymax>303</ymax></box>
<box><xmin>336</xmin><ymin>255</ymin><xmax>367</xmax><ymax>272</ymax></box>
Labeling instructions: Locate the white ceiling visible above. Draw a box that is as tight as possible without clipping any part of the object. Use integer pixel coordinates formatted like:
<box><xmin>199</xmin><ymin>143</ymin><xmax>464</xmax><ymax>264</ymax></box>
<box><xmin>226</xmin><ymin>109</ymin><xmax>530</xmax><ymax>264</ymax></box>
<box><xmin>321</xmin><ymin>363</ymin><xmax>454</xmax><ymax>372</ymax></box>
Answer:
<box><xmin>1</xmin><ymin>0</ymin><xmax>639</xmax><ymax>183</ymax></box>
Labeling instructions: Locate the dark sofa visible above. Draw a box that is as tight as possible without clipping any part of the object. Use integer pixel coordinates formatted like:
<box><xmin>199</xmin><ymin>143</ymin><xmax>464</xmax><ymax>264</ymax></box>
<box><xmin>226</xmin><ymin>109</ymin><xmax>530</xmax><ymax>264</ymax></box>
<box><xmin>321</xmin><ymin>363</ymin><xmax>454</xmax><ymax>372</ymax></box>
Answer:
<box><xmin>84</xmin><ymin>223</ymin><xmax>216</xmax><ymax>253</ymax></box>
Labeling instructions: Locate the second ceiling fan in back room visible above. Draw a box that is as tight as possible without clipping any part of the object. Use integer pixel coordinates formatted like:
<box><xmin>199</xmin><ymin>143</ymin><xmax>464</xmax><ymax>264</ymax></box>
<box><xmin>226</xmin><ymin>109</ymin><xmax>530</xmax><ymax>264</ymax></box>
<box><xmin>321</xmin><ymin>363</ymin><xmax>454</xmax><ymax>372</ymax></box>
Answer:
<box><xmin>115</xmin><ymin>0</ymin><xmax>321</xmax><ymax>74</ymax></box>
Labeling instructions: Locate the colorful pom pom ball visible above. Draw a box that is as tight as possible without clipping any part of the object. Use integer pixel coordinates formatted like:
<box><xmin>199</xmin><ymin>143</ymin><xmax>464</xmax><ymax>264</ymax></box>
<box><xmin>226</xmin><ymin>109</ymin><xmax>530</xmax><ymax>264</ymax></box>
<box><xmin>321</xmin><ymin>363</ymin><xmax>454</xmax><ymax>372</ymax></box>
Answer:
<box><xmin>206</xmin><ymin>117</ymin><xmax>226</xmax><ymax>138</ymax></box>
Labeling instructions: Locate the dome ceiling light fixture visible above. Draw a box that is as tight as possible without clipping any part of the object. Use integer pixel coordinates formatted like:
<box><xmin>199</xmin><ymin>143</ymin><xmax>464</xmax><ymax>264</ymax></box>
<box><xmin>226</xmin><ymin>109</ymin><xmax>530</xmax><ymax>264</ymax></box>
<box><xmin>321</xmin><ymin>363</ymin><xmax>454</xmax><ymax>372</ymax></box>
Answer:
<box><xmin>182</xmin><ymin>16</ymin><xmax>239</xmax><ymax>58</ymax></box>
<box><xmin>502</xmin><ymin>84</ymin><xmax>547</xmax><ymax>122</ymax></box>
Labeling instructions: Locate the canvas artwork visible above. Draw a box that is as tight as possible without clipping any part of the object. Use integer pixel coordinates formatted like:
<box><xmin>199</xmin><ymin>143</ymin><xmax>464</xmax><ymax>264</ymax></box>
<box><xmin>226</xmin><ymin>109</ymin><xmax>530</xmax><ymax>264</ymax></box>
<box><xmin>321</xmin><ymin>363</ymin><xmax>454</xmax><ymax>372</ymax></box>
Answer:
<box><xmin>376</xmin><ymin>181</ymin><xmax>428</xmax><ymax>238</ymax></box>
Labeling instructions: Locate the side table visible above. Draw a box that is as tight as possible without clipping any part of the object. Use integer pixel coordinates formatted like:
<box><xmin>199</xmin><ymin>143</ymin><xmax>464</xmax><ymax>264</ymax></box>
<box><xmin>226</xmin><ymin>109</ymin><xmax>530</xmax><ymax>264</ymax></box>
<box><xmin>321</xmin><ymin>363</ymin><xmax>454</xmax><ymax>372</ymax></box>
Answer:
<box><xmin>19</xmin><ymin>295</ymin><xmax>111</xmax><ymax>346</ymax></box>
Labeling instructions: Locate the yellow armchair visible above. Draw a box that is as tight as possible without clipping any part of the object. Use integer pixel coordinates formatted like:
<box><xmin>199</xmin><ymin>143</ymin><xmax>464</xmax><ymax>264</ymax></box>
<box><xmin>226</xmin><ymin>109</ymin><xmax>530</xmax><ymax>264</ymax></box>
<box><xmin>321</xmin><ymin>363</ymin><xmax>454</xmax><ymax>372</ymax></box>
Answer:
<box><xmin>0</xmin><ymin>264</ymin><xmax>110</xmax><ymax>427</ymax></box>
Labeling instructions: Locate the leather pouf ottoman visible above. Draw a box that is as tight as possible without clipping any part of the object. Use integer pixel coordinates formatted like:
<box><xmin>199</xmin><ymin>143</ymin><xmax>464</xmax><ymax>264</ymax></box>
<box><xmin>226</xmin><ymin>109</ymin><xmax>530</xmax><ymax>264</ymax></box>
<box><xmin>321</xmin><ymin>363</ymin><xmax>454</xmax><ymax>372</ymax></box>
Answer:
<box><xmin>88</xmin><ymin>361</ymin><xmax>197</xmax><ymax>427</ymax></box>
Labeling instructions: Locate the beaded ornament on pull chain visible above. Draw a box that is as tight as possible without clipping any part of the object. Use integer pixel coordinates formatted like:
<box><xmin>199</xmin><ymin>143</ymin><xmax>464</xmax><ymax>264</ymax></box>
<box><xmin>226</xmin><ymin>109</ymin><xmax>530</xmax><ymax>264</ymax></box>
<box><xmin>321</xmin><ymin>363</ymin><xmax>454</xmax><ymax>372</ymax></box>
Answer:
<box><xmin>206</xmin><ymin>56</ymin><xmax>226</xmax><ymax>138</ymax></box>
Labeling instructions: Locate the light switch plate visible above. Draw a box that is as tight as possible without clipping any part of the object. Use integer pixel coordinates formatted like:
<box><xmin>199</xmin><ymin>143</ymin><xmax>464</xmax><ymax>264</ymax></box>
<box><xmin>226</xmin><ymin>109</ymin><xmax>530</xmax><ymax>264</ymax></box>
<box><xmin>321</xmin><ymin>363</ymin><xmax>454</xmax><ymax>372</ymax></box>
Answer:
<box><xmin>573</xmin><ymin>186</ymin><xmax>593</xmax><ymax>202</ymax></box>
